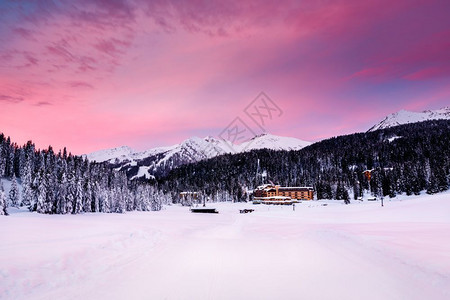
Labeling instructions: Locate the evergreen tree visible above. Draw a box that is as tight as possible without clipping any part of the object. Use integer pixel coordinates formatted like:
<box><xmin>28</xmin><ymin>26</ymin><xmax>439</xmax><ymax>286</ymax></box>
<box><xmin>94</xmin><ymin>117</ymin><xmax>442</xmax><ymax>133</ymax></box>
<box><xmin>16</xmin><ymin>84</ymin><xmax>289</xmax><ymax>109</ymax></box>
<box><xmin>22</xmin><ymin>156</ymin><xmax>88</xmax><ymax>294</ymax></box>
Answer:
<box><xmin>36</xmin><ymin>172</ymin><xmax>47</xmax><ymax>214</ymax></box>
<box><xmin>0</xmin><ymin>180</ymin><xmax>8</xmax><ymax>215</ymax></box>
<box><xmin>8</xmin><ymin>174</ymin><xmax>20</xmax><ymax>207</ymax></box>
<box><xmin>66</xmin><ymin>192</ymin><xmax>74</xmax><ymax>214</ymax></box>
<box><xmin>29</xmin><ymin>169</ymin><xmax>40</xmax><ymax>211</ymax></box>
<box><xmin>41</xmin><ymin>168</ymin><xmax>53</xmax><ymax>213</ymax></box>
<box><xmin>66</xmin><ymin>167</ymin><xmax>76</xmax><ymax>214</ymax></box>
<box><xmin>57</xmin><ymin>172</ymin><xmax>68</xmax><ymax>214</ymax></box>
<box><xmin>83</xmin><ymin>179</ymin><xmax>92</xmax><ymax>213</ymax></box>
<box><xmin>21</xmin><ymin>158</ymin><xmax>33</xmax><ymax>207</ymax></box>
<box><xmin>100</xmin><ymin>189</ymin><xmax>110</xmax><ymax>213</ymax></box>
<box><xmin>434</xmin><ymin>163</ymin><xmax>449</xmax><ymax>192</ymax></box>
<box><xmin>426</xmin><ymin>171</ymin><xmax>439</xmax><ymax>194</ymax></box>
<box><xmin>74</xmin><ymin>179</ymin><xmax>83</xmax><ymax>214</ymax></box>
<box><xmin>114</xmin><ymin>186</ymin><xmax>126</xmax><ymax>213</ymax></box>
<box><xmin>92</xmin><ymin>182</ymin><xmax>100</xmax><ymax>212</ymax></box>
<box><xmin>0</xmin><ymin>144</ymin><xmax>5</xmax><ymax>177</ymax></box>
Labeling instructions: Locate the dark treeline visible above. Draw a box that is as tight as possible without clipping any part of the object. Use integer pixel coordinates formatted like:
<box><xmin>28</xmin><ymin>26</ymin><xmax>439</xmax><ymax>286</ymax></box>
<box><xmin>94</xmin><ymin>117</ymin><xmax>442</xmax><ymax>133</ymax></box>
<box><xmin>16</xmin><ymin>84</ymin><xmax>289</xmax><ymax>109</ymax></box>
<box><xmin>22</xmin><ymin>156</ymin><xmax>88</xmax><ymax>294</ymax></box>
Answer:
<box><xmin>0</xmin><ymin>135</ymin><xmax>170</xmax><ymax>215</ymax></box>
<box><xmin>159</xmin><ymin>120</ymin><xmax>450</xmax><ymax>201</ymax></box>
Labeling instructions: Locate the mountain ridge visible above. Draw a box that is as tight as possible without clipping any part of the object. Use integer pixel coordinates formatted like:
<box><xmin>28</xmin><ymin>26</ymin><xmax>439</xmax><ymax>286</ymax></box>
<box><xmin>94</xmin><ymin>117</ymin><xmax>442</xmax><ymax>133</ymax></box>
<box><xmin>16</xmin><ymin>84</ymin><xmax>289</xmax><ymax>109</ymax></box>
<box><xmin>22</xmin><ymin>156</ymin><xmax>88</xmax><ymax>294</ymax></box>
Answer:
<box><xmin>368</xmin><ymin>106</ymin><xmax>450</xmax><ymax>132</ymax></box>
<box><xmin>86</xmin><ymin>133</ymin><xmax>311</xmax><ymax>180</ymax></box>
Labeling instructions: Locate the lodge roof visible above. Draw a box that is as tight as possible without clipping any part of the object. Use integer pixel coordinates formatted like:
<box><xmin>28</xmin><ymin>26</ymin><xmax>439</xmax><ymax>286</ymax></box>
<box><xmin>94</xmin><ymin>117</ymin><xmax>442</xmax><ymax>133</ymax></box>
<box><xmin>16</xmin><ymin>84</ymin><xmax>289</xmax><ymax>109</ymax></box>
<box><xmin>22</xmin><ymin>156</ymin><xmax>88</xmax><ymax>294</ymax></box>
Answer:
<box><xmin>255</xmin><ymin>185</ymin><xmax>314</xmax><ymax>191</ymax></box>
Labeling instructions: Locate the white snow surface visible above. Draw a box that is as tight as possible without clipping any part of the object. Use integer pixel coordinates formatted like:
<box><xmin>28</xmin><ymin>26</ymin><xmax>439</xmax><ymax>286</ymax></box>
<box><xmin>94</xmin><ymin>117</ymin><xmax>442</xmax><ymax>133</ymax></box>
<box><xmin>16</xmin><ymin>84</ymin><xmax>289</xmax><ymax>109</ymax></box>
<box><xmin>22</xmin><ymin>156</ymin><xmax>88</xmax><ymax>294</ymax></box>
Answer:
<box><xmin>387</xmin><ymin>135</ymin><xmax>403</xmax><ymax>142</ymax></box>
<box><xmin>130</xmin><ymin>166</ymin><xmax>155</xmax><ymax>181</ymax></box>
<box><xmin>0</xmin><ymin>178</ymin><xmax>23</xmax><ymax>202</ymax></box>
<box><xmin>368</xmin><ymin>106</ymin><xmax>450</xmax><ymax>132</ymax></box>
<box><xmin>1</xmin><ymin>192</ymin><xmax>450</xmax><ymax>300</ymax></box>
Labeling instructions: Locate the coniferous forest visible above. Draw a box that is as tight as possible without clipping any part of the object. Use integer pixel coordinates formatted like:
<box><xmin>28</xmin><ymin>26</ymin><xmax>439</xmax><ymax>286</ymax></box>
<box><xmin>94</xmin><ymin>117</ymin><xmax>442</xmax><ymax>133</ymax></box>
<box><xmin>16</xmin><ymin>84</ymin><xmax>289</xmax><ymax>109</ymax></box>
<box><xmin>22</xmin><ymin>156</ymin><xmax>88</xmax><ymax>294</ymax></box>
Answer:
<box><xmin>1</xmin><ymin>120</ymin><xmax>449</xmax><ymax>215</ymax></box>
<box><xmin>159</xmin><ymin>120</ymin><xmax>450</xmax><ymax>202</ymax></box>
<box><xmin>0</xmin><ymin>136</ymin><xmax>170</xmax><ymax>215</ymax></box>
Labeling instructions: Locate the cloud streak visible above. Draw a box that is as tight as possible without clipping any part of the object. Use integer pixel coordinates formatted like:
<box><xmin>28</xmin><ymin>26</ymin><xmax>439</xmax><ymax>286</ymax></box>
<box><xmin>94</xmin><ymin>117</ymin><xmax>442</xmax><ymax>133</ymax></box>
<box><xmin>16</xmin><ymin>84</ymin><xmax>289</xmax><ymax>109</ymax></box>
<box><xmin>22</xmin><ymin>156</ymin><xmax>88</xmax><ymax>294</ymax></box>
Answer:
<box><xmin>0</xmin><ymin>94</ymin><xmax>24</xmax><ymax>103</ymax></box>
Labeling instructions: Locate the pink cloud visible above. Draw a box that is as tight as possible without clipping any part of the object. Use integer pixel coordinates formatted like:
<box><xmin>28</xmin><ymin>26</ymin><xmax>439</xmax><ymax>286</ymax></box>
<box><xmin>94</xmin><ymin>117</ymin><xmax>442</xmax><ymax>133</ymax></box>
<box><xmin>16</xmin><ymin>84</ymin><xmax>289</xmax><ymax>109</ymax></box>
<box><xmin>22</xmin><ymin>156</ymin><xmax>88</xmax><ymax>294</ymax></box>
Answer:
<box><xmin>1</xmin><ymin>0</ymin><xmax>450</xmax><ymax>154</ymax></box>
<box><xmin>348</xmin><ymin>66</ymin><xmax>394</xmax><ymax>81</ymax></box>
<box><xmin>403</xmin><ymin>67</ymin><xmax>450</xmax><ymax>81</ymax></box>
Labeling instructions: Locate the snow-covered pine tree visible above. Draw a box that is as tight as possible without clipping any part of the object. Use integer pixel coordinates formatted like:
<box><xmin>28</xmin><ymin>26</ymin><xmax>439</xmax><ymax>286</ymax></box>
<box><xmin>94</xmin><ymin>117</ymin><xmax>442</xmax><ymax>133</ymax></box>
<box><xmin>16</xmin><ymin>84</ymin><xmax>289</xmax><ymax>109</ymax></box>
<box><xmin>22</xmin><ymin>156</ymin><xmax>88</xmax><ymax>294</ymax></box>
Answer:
<box><xmin>7</xmin><ymin>148</ymin><xmax>14</xmax><ymax>178</ymax></box>
<box><xmin>113</xmin><ymin>186</ymin><xmax>126</xmax><ymax>213</ymax></box>
<box><xmin>151</xmin><ymin>189</ymin><xmax>160</xmax><ymax>211</ymax></box>
<box><xmin>92</xmin><ymin>182</ymin><xmax>100</xmax><ymax>212</ymax></box>
<box><xmin>57</xmin><ymin>172</ymin><xmax>68</xmax><ymax>214</ymax></box>
<box><xmin>142</xmin><ymin>185</ymin><xmax>154</xmax><ymax>211</ymax></box>
<box><xmin>44</xmin><ymin>147</ymin><xmax>57</xmax><ymax>213</ymax></box>
<box><xmin>83</xmin><ymin>178</ymin><xmax>92</xmax><ymax>213</ymax></box>
<box><xmin>0</xmin><ymin>144</ymin><xmax>5</xmax><ymax>178</ymax></box>
<box><xmin>100</xmin><ymin>189</ymin><xmax>110</xmax><ymax>213</ymax></box>
<box><xmin>74</xmin><ymin>179</ymin><xmax>83</xmax><ymax>214</ymax></box>
<box><xmin>42</xmin><ymin>168</ymin><xmax>53</xmax><ymax>214</ymax></box>
<box><xmin>17</xmin><ymin>147</ymin><xmax>25</xmax><ymax>179</ymax></box>
<box><xmin>8</xmin><ymin>173</ymin><xmax>20</xmax><ymax>207</ymax></box>
<box><xmin>0</xmin><ymin>180</ymin><xmax>8</xmax><ymax>215</ymax></box>
<box><xmin>36</xmin><ymin>171</ymin><xmax>47</xmax><ymax>214</ymax></box>
<box><xmin>21</xmin><ymin>157</ymin><xmax>33</xmax><ymax>207</ymax></box>
<box><xmin>30</xmin><ymin>168</ymin><xmax>40</xmax><ymax>211</ymax></box>
<box><xmin>142</xmin><ymin>185</ymin><xmax>152</xmax><ymax>211</ymax></box>
<box><xmin>66</xmin><ymin>192</ymin><xmax>74</xmax><ymax>214</ymax></box>
<box><xmin>65</xmin><ymin>164</ymin><xmax>76</xmax><ymax>214</ymax></box>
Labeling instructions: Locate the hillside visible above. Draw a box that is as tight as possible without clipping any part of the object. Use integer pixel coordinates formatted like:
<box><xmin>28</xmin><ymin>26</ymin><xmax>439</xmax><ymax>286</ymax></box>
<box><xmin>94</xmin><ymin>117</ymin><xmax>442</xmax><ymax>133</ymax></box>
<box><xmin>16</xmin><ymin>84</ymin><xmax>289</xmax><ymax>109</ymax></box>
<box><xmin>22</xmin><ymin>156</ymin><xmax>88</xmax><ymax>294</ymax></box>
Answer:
<box><xmin>159</xmin><ymin>120</ymin><xmax>450</xmax><ymax>201</ymax></box>
<box><xmin>86</xmin><ymin>134</ymin><xmax>311</xmax><ymax>179</ymax></box>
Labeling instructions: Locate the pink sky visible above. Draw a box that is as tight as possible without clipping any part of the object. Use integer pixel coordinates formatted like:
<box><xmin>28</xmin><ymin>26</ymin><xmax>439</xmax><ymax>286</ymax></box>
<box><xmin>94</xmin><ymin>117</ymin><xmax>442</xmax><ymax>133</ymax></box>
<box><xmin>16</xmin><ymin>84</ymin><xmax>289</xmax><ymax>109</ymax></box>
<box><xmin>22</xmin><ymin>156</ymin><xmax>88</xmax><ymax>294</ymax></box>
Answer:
<box><xmin>1</xmin><ymin>0</ymin><xmax>449</xmax><ymax>154</ymax></box>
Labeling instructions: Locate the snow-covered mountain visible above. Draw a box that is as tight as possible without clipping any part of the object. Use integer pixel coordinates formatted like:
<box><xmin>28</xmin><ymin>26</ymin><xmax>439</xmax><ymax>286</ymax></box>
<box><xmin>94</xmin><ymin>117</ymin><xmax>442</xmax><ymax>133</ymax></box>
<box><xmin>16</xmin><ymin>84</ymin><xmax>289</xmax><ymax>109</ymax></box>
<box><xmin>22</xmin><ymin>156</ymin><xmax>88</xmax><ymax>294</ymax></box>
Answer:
<box><xmin>86</xmin><ymin>133</ymin><xmax>311</xmax><ymax>180</ymax></box>
<box><xmin>86</xmin><ymin>146</ymin><xmax>135</xmax><ymax>164</ymax></box>
<box><xmin>368</xmin><ymin>107</ymin><xmax>450</xmax><ymax>132</ymax></box>
<box><xmin>239</xmin><ymin>133</ymin><xmax>311</xmax><ymax>152</ymax></box>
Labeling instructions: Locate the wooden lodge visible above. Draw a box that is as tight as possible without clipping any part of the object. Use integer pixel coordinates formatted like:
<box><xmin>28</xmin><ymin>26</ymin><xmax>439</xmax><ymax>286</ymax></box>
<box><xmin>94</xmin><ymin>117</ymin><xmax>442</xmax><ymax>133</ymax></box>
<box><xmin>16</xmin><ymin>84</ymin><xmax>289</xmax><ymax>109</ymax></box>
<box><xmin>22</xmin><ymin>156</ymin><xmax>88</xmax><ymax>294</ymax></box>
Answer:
<box><xmin>253</xmin><ymin>184</ymin><xmax>314</xmax><ymax>204</ymax></box>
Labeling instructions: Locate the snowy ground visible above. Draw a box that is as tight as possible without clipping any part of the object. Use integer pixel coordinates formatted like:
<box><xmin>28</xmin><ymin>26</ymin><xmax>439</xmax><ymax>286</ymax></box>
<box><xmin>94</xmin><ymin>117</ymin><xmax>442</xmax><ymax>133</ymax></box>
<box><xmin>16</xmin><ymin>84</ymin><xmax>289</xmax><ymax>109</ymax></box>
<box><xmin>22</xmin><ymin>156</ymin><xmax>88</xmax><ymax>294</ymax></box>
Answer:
<box><xmin>1</xmin><ymin>192</ymin><xmax>450</xmax><ymax>300</ymax></box>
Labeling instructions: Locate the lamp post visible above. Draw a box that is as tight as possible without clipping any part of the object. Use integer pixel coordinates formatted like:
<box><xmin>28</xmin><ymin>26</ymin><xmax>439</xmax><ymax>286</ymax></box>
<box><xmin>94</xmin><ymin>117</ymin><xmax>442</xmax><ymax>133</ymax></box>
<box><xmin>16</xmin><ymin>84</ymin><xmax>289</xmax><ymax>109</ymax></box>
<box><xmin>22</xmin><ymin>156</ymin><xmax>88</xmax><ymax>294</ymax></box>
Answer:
<box><xmin>363</xmin><ymin>169</ymin><xmax>385</xmax><ymax>207</ymax></box>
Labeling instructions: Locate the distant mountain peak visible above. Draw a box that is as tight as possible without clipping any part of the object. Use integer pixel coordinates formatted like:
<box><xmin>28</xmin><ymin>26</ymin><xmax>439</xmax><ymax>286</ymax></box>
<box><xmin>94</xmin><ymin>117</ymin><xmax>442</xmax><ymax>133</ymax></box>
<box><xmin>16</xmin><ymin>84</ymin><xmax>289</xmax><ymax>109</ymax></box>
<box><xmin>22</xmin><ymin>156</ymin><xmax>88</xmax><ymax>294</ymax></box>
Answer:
<box><xmin>251</xmin><ymin>132</ymin><xmax>270</xmax><ymax>138</ymax></box>
<box><xmin>203</xmin><ymin>135</ymin><xmax>218</xmax><ymax>141</ymax></box>
<box><xmin>86</xmin><ymin>145</ymin><xmax>135</xmax><ymax>163</ymax></box>
<box><xmin>368</xmin><ymin>107</ymin><xmax>450</xmax><ymax>132</ymax></box>
<box><xmin>85</xmin><ymin>133</ymin><xmax>311</xmax><ymax>179</ymax></box>
<box><xmin>240</xmin><ymin>133</ymin><xmax>311</xmax><ymax>152</ymax></box>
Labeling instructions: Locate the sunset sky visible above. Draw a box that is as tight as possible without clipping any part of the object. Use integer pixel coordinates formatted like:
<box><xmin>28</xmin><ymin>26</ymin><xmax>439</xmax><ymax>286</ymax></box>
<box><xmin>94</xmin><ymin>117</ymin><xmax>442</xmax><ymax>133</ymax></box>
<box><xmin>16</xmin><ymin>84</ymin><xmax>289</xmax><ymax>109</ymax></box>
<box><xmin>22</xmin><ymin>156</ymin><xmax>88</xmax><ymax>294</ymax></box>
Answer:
<box><xmin>1</xmin><ymin>0</ymin><xmax>449</xmax><ymax>154</ymax></box>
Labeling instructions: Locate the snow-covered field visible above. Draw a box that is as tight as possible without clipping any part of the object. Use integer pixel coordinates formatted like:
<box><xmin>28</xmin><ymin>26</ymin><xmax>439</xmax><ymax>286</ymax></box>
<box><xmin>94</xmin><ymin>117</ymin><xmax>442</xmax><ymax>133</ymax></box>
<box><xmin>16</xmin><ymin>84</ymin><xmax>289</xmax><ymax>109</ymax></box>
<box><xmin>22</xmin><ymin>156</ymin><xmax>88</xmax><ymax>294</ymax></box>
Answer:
<box><xmin>1</xmin><ymin>192</ymin><xmax>450</xmax><ymax>300</ymax></box>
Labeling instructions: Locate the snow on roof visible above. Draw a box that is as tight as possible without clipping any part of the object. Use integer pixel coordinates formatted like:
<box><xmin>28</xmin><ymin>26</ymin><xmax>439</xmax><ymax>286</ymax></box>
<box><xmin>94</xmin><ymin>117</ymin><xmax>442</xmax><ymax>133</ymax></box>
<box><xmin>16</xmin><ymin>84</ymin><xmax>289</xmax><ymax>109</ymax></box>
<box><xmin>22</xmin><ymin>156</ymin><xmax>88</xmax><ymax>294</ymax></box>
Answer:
<box><xmin>254</xmin><ymin>196</ymin><xmax>292</xmax><ymax>200</ymax></box>
<box><xmin>256</xmin><ymin>185</ymin><xmax>313</xmax><ymax>190</ymax></box>
<box><xmin>278</xmin><ymin>186</ymin><xmax>313</xmax><ymax>190</ymax></box>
